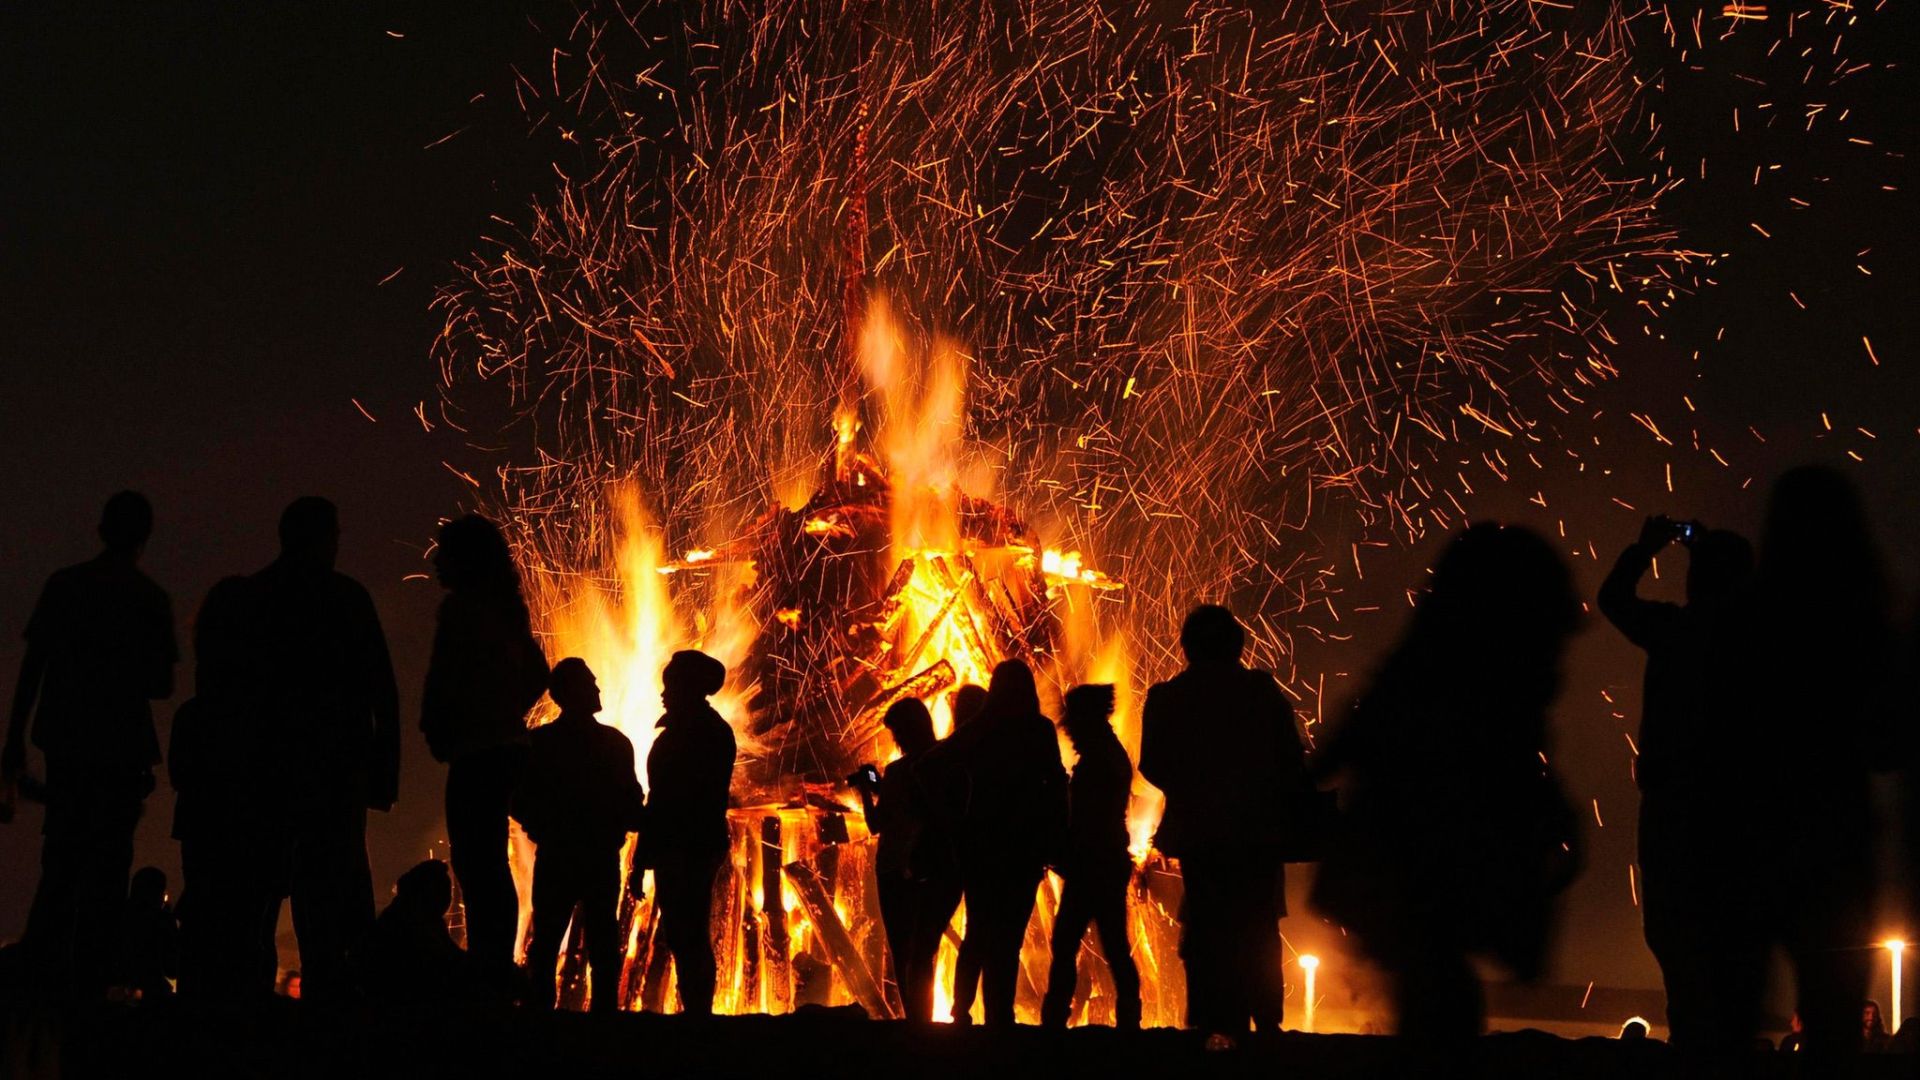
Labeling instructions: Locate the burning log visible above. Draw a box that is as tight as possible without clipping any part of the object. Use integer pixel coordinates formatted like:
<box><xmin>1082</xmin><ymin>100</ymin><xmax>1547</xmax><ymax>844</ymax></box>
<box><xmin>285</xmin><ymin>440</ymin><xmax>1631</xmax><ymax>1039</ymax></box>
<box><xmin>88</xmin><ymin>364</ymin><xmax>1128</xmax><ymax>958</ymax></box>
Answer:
<box><xmin>760</xmin><ymin>815</ymin><xmax>794</xmax><ymax>1014</ymax></box>
<box><xmin>784</xmin><ymin>860</ymin><xmax>896</xmax><ymax>1019</ymax></box>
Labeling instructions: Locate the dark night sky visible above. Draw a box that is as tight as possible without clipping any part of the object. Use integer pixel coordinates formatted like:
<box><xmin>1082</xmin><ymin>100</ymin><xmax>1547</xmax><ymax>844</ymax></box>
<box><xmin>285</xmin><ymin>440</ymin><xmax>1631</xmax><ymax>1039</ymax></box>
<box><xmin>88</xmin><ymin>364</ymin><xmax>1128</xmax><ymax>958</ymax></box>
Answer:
<box><xmin>3</xmin><ymin>2</ymin><xmax>1916</xmax><ymax>1009</ymax></box>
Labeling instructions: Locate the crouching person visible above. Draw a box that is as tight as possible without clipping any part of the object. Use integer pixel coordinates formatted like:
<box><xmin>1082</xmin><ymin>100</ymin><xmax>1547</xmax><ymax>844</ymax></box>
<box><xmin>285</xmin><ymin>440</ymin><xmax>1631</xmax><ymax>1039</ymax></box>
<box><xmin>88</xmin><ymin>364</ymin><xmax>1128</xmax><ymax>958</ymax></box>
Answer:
<box><xmin>513</xmin><ymin>659</ymin><xmax>646</xmax><ymax>1012</ymax></box>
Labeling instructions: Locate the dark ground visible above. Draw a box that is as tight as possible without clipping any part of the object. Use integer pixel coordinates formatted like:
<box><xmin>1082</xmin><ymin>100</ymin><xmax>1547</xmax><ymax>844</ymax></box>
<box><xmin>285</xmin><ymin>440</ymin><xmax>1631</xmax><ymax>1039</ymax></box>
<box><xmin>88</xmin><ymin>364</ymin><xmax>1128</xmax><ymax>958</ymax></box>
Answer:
<box><xmin>1</xmin><ymin>1005</ymin><xmax>1910</xmax><ymax>1080</ymax></box>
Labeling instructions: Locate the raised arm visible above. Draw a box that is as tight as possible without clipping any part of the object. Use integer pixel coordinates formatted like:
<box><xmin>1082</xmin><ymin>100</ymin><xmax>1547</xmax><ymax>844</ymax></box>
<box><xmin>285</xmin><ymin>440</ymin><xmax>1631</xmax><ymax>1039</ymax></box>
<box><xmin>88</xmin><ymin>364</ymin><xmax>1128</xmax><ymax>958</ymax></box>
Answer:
<box><xmin>1599</xmin><ymin>517</ymin><xmax>1680</xmax><ymax>649</ymax></box>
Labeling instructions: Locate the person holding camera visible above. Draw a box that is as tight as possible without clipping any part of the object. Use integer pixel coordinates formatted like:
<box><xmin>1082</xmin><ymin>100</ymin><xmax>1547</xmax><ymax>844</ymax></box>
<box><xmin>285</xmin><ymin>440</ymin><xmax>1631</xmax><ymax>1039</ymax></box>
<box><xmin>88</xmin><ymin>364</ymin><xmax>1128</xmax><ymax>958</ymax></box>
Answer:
<box><xmin>1599</xmin><ymin>513</ymin><xmax>1755</xmax><ymax>1055</ymax></box>
<box><xmin>849</xmin><ymin>697</ymin><xmax>953</xmax><ymax>1022</ymax></box>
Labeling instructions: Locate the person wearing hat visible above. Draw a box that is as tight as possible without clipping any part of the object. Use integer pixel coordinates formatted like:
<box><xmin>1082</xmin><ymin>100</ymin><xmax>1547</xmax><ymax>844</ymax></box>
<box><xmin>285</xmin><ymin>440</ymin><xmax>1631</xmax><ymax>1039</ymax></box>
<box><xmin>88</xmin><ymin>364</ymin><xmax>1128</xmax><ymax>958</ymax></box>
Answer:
<box><xmin>639</xmin><ymin>649</ymin><xmax>735</xmax><ymax>1015</ymax></box>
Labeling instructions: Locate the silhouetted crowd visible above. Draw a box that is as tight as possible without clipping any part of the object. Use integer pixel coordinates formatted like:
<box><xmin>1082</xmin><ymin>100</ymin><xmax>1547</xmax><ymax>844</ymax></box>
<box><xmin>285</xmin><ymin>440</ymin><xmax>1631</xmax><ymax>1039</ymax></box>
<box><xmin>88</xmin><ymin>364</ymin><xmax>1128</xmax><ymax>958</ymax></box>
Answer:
<box><xmin>5</xmin><ymin>465</ymin><xmax>1920</xmax><ymax>1067</ymax></box>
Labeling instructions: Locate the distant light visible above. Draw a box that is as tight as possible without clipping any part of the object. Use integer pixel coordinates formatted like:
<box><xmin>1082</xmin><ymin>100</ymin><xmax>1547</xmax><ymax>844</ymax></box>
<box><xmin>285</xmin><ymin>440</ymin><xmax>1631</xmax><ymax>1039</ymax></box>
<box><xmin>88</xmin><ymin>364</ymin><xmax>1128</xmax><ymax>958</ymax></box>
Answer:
<box><xmin>1299</xmin><ymin>955</ymin><xmax>1321</xmax><ymax>1033</ymax></box>
<box><xmin>1887</xmin><ymin>941</ymin><xmax>1906</xmax><ymax>1035</ymax></box>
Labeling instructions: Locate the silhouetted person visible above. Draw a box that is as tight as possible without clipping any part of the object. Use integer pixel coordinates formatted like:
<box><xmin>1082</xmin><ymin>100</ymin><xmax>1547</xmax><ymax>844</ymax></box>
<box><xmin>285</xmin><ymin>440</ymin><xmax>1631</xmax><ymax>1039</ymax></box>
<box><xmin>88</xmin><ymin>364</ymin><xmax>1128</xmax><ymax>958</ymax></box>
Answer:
<box><xmin>171</xmin><ymin>575</ymin><xmax>281</xmax><ymax>999</ymax></box>
<box><xmin>921</xmin><ymin>660</ymin><xmax>1066</xmax><ymax>1027</ymax></box>
<box><xmin>1599</xmin><ymin>516</ymin><xmax>1756</xmax><ymax>1053</ymax></box>
<box><xmin>1042</xmin><ymin>684</ymin><xmax>1140</xmax><ymax>1029</ymax></box>
<box><xmin>514</xmin><ymin>659</ymin><xmax>644</xmax><ymax>1012</ymax></box>
<box><xmin>950</xmin><ymin>684</ymin><xmax>988</xmax><ymax>732</ymax></box>
<box><xmin>1730</xmin><ymin>466</ymin><xmax>1894</xmax><ymax>1059</ymax></box>
<box><xmin>1139</xmin><ymin>606</ymin><xmax>1304</xmax><ymax>1043</ymax></box>
<box><xmin>932</xmin><ymin>682</ymin><xmax>988</xmax><ymax>1020</ymax></box>
<box><xmin>247</xmin><ymin>496</ymin><xmax>400</xmax><ymax>1003</ymax></box>
<box><xmin>120</xmin><ymin>866</ymin><xmax>177</xmax><ymax>1001</ymax></box>
<box><xmin>640</xmin><ymin>650</ymin><xmax>736</xmax><ymax>1015</ymax></box>
<box><xmin>1312</xmin><ymin>525</ymin><xmax>1582</xmax><ymax>1044</ymax></box>
<box><xmin>851</xmin><ymin>698</ymin><xmax>951</xmax><ymax>1021</ymax></box>
<box><xmin>1619</xmin><ymin>1017</ymin><xmax>1651</xmax><ymax>1041</ymax></box>
<box><xmin>352</xmin><ymin>859</ymin><xmax>517</xmax><ymax>1007</ymax></box>
<box><xmin>3</xmin><ymin>491</ymin><xmax>176</xmax><ymax>1000</ymax></box>
<box><xmin>421</xmin><ymin>515</ymin><xmax>549</xmax><ymax>969</ymax></box>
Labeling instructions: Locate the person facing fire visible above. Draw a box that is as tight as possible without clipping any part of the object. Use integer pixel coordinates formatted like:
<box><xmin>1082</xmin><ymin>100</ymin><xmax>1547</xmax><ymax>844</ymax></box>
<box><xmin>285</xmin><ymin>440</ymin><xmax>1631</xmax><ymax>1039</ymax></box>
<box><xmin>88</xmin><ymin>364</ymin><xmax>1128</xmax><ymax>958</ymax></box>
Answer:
<box><xmin>1599</xmin><ymin>514</ymin><xmax>1756</xmax><ymax>1055</ymax></box>
<box><xmin>922</xmin><ymin>659</ymin><xmax>1067</xmax><ymax>1027</ymax></box>
<box><xmin>640</xmin><ymin>649</ymin><xmax>736</xmax><ymax>1016</ymax></box>
<box><xmin>927</xmin><ymin>682</ymin><xmax>989</xmax><ymax>1019</ymax></box>
<box><xmin>3</xmin><ymin>491</ymin><xmax>177</xmax><ymax>1001</ymax></box>
<box><xmin>1310</xmin><ymin>525</ymin><xmax>1582</xmax><ymax>1045</ymax></box>
<box><xmin>1140</xmin><ymin>605</ymin><xmax>1302</xmax><ymax>1045</ymax></box>
<box><xmin>1729</xmin><ymin>465</ymin><xmax>1895</xmax><ymax>1059</ymax></box>
<box><xmin>850</xmin><ymin>697</ymin><xmax>951</xmax><ymax>1021</ymax></box>
<box><xmin>420</xmin><ymin>514</ymin><xmax>550</xmax><ymax>971</ymax></box>
<box><xmin>1041</xmin><ymin>683</ymin><xmax>1141</xmax><ymax>1029</ymax></box>
<box><xmin>514</xmin><ymin>658</ymin><xmax>645</xmax><ymax>1012</ymax></box>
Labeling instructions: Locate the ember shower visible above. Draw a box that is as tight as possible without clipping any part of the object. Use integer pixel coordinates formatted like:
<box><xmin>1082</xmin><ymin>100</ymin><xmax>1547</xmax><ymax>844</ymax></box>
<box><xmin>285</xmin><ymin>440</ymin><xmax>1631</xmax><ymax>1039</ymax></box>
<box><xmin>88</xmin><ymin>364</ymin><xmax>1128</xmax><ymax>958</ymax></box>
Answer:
<box><xmin>434</xmin><ymin>0</ymin><xmax>1681</xmax><ymax>1018</ymax></box>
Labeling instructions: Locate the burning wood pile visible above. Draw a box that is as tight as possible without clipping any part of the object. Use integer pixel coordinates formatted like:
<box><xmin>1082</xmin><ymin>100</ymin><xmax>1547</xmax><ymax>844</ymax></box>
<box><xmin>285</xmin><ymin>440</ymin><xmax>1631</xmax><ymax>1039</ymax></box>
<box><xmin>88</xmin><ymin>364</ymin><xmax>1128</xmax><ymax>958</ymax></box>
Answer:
<box><xmin>553</xmin><ymin>427</ymin><xmax>1172</xmax><ymax>1023</ymax></box>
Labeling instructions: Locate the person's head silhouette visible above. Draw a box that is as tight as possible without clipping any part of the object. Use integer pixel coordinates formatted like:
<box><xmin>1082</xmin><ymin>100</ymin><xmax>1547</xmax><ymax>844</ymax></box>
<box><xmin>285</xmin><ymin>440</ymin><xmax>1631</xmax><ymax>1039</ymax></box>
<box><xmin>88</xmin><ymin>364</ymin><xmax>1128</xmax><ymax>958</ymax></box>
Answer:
<box><xmin>434</xmin><ymin>514</ymin><xmax>521</xmax><ymax>595</ymax></box>
<box><xmin>1062</xmin><ymin>684</ymin><xmax>1117</xmax><ymax>749</ymax></box>
<box><xmin>882</xmin><ymin>697</ymin><xmax>936</xmax><ymax>757</ymax></box>
<box><xmin>661</xmin><ymin>649</ymin><xmax>726</xmax><ymax>711</ymax></box>
<box><xmin>949</xmin><ymin>684</ymin><xmax>988</xmax><ymax>730</ymax></box>
<box><xmin>278</xmin><ymin>496</ymin><xmax>340</xmax><ymax>570</ymax></box>
<box><xmin>99</xmin><ymin>490</ymin><xmax>153</xmax><ymax>555</ymax></box>
<box><xmin>390</xmin><ymin>859</ymin><xmax>454</xmax><ymax>923</ymax></box>
<box><xmin>1761</xmin><ymin>464</ymin><xmax>1885</xmax><ymax>606</ymax></box>
<box><xmin>984</xmin><ymin>659</ymin><xmax>1041</xmax><ymax>721</ymax></box>
<box><xmin>1179</xmin><ymin>605</ymin><xmax>1245</xmax><ymax>666</ymax></box>
<box><xmin>550</xmin><ymin>657</ymin><xmax>602</xmax><ymax>716</ymax></box>
<box><xmin>1423</xmin><ymin>523</ymin><xmax>1579</xmax><ymax>647</ymax></box>
<box><xmin>128</xmin><ymin>866</ymin><xmax>168</xmax><ymax>910</ymax></box>
<box><xmin>1685</xmin><ymin>528</ymin><xmax>1753</xmax><ymax>607</ymax></box>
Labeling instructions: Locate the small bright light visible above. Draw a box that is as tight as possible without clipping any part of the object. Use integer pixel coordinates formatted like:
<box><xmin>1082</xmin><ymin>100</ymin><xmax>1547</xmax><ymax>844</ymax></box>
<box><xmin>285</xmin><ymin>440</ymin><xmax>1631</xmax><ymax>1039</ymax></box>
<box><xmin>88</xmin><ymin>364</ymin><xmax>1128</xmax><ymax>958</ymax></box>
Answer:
<box><xmin>1299</xmin><ymin>954</ymin><xmax>1320</xmax><ymax>971</ymax></box>
<box><xmin>1888</xmin><ymin>940</ymin><xmax>1907</xmax><ymax>1036</ymax></box>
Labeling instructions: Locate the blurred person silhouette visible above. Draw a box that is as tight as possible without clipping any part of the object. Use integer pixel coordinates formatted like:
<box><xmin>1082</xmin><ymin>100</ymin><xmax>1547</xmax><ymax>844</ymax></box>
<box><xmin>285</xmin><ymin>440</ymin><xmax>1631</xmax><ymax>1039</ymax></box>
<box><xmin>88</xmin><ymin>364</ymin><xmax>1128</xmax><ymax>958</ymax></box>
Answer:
<box><xmin>171</xmin><ymin>575</ymin><xmax>283</xmax><ymax>999</ymax></box>
<box><xmin>1599</xmin><ymin>515</ymin><xmax>1758</xmax><ymax>1054</ymax></box>
<box><xmin>1730</xmin><ymin>465</ymin><xmax>1895</xmax><ymax>1059</ymax></box>
<box><xmin>638</xmin><ymin>650</ymin><xmax>736</xmax><ymax>1015</ymax></box>
<box><xmin>352</xmin><ymin>859</ymin><xmax>517</xmax><ymax>1007</ymax></box>
<box><xmin>1779</xmin><ymin>1010</ymin><xmax>1805</xmax><ymax>1053</ymax></box>
<box><xmin>244</xmin><ymin>496</ymin><xmax>400</xmax><ymax>1003</ymax></box>
<box><xmin>1311</xmin><ymin>524</ymin><xmax>1582</xmax><ymax>1045</ymax></box>
<box><xmin>1041</xmin><ymin>684</ymin><xmax>1141</xmax><ymax>1029</ymax></box>
<box><xmin>3</xmin><ymin>491</ymin><xmax>177</xmax><ymax>1000</ymax></box>
<box><xmin>120</xmin><ymin>866</ymin><xmax>177</xmax><ymax>1001</ymax></box>
<box><xmin>420</xmin><ymin>515</ymin><xmax>549</xmax><ymax>969</ymax></box>
<box><xmin>920</xmin><ymin>659</ymin><xmax>1067</xmax><ymax>1027</ymax></box>
<box><xmin>1139</xmin><ymin>605</ymin><xmax>1305</xmax><ymax>1044</ymax></box>
<box><xmin>850</xmin><ymin>697</ymin><xmax>952</xmax><ymax>1021</ymax></box>
<box><xmin>513</xmin><ymin>659</ymin><xmax>645</xmax><ymax>1012</ymax></box>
